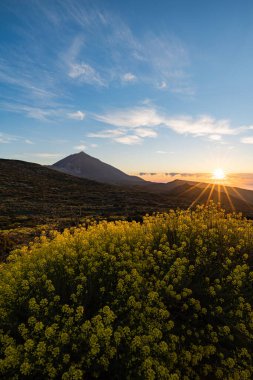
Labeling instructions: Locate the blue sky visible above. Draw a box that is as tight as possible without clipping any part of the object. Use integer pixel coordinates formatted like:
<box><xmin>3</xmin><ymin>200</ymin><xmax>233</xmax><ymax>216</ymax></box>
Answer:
<box><xmin>1</xmin><ymin>0</ymin><xmax>253</xmax><ymax>176</ymax></box>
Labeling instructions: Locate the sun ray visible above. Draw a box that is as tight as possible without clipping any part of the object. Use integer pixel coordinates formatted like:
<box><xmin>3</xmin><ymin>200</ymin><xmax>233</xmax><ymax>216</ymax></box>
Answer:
<box><xmin>189</xmin><ymin>183</ymin><xmax>211</xmax><ymax>209</ymax></box>
<box><xmin>218</xmin><ymin>183</ymin><xmax>221</xmax><ymax>205</ymax></box>
<box><xmin>229</xmin><ymin>186</ymin><xmax>253</xmax><ymax>211</ymax></box>
<box><xmin>222</xmin><ymin>184</ymin><xmax>235</xmax><ymax>211</ymax></box>
<box><xmin>206</xmin><ymin>183</ymin><xmax>215</xmax><ymax>204</ymax></box>
<box><xmin>180</xmin><ymin>182</ymin><xmax>203</xmax><ymax>196</ymax></box>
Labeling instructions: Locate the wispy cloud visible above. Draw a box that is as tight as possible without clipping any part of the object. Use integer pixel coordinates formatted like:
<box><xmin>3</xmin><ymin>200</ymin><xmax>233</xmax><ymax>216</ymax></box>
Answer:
<box><xmin>88</xmin><ymin>130</ymin><xmax>144</xmax><ymax>144</ymax></box>
<box><xmin>93</xmin><ymin>107</ymin><xmax>162</xmax><ymax>128</ymax></box>
<box><xmin>74</xmin><ymin>144</ymin><xmax>86</xmax><ymax>150</ymax></box>
<box><xmin>114</xmin><ymin>135</ymin><xmax>142</xmax><ymax>145</ymax></box>
<box><xmin>0</xmin><ymin>132</ymin><xmax>34</xmax><ymax>145</ymax></box>
<box><xmin>88</xmin><ymin>129</ymin><xmax>124</xmax><ymax>139</ymax></box>
<box><xmin>165</xmin><ymin>115</ymin><xmax>236</xmax><ymax>136</ymax></box>
<box><xmin>135</xmin><ymin>128</ymin><xmax>157</xmax><ymax>137</ymax></box>
<box><xmin>0</xmin><ymin>103</ymin><xmax>65</xmax><ymax>121</ymax></box>
<box><xmin>90</xmin><ymin>105</ymin><xmax>248</xmax><ymax>145</ymax></box>
<box><xmin>54</xmin><ymin>3</ymin><xmax>193</xmax><ymax>92</ymax></box>
<box><xmin>156</xmin><ymin>150</ymin><xmax>171</xmax><ymax>154</ymax></box>
<box><xmin>241</xmin><ymin>136</ymin><xmax>253</xmax><ymax>144</ymax></box>
<box><xmin>0</xmin><ymin>133</ymin><xmax>17</xmax><ymax>144</ymax></box>
<box><xmin>0</xmin><ymin>59</ymin><xmax>58</xmax><ymax>101</ymax></box>
<box><xmin>140</xmin><ymin>34</ymin><xmax>193</xmax><ymax>94</ymax></box>
<box><xmin>122</xmin><ymin>72</ymin><xmax>136</xmax><ymax>82</ymax></box>
<box><xmin>1</xmin><ymin>102</ymin><xmax>84</xmax><ymax>122</ymax></box>
<box><xmin>0</xmin><ymin>0</ymin><xmax>194</xmax><ymax>126</ymax></box>
<box><xmin>93</xmin><ymin>106</ymin><xmax>238</xmax><ymax>136</ymax></box>
<box><xmin>25</xmin><ymin>108</ymin><xmax>58</xmax><ymax>121</ymax></box>
<box><xmin>33</xmin><ymin>153</ymin><xmax>63</xmax><ymax>158</ymax></box>
<box><xmin>67</xmin><ymin>110</ymin><xmax>86</xmax><ymax>120</ymax></box>
<box><xmin>208</xmin><ymin>134</ymin><xmax>222</xmax><ymax>141</ymax></box>
<box><xmin>68</xmin><ymin>63</ymin><xmax>105</xmax><ymax>86</ymax></box>
<box><xmin>25</xmin><ymin>139</ymin><xmax>34</xmax><ymax>144</ymax></box>
<box><xmin>158</xmin><ymin>81</ymin><xmax>168</xmax><ymax>90</ymax></box>
<box><xmin>89</xmin><ymin>109</ymin><xmax>160</xmax><ymax>144</ymax></box>
<box><xmin>88</xmin><ymin>127</ymin><xmax>154</xmax><ymax>145</ymax></box>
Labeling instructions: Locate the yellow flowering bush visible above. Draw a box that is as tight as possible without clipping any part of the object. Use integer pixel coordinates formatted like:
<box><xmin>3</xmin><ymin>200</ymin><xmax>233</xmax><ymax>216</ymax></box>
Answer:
<box><xmin>0</xmin><ymin>203</ymin><xmax>253</xmax><ymax>379</ymax></box>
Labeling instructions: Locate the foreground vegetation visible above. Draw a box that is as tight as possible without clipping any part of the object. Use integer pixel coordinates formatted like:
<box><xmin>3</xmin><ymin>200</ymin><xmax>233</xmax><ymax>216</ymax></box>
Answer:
<box><xmin>0</xmin><ymin>204</ymin><xmax>253</xmax><ymax>379</ymax></box>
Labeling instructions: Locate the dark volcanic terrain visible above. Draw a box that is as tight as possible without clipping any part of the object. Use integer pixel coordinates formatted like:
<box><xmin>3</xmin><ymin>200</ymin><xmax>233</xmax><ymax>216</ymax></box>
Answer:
<box><xmin>1</xmin><ymin>158</ymin><xmax>253</xmax><ymax>230</ymax></box>
<box><xmin>0</xmin><ymin>159</ymin><xmax>187</xmax><ymax>229</ymax></box>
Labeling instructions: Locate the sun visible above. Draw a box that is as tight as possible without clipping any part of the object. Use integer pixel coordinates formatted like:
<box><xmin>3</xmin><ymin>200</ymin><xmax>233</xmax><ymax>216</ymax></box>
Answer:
<box><xmin>212</xmin><ymin>168</ymin><xmax>226</xmax><ymax>180</ymax></box>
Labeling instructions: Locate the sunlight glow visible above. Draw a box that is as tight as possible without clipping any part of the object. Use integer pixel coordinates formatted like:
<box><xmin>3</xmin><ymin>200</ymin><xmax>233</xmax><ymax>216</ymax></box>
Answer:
<box><xmin>212</xmin><ymin>168</ymin><xmax>226</xmax><ymax>180</ymax></box>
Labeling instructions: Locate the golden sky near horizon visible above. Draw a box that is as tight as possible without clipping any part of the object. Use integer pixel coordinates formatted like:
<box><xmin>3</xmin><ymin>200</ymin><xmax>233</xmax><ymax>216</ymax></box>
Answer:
<box><xmin>130</xmin><ymin>172</ymin><xmax>253</xmax><ymax>191</ymax></box>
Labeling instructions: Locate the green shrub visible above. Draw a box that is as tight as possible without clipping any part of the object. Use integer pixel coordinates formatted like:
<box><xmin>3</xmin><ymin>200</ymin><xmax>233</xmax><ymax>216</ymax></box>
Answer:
<box><xmin>0</xmin><ymin>204</ymin><xmax>253</xmax><ymax>379</ymax></box>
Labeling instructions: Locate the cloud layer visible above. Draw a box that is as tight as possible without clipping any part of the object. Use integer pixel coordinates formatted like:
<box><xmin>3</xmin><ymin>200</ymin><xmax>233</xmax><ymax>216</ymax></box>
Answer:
<box><xmin>88</xmin><ymin>106</ymin><xmax>248</xmax><ymax>145</ymax></box>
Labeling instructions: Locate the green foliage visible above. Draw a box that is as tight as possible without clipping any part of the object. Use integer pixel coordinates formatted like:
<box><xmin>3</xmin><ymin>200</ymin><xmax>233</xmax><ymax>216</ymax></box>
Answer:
<box><xmin>0</xmin><ymin>203</ymin><xmax>253</xmax><ymax>379</ymax></box>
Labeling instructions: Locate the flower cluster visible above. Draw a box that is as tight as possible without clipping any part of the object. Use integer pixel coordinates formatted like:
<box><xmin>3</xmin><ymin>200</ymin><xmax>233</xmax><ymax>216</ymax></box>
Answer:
<box><xmin>0</xmin><ymin>203</ymin><xmax>253</xmax><ymax>379</ymax></box>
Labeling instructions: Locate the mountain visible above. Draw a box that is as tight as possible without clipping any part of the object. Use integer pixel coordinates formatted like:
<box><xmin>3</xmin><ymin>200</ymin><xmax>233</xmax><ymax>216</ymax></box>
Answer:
<box><xmin>51</xmin><ymin>151</ymin><xmax>145</xmax><ymax>185</ymax></box>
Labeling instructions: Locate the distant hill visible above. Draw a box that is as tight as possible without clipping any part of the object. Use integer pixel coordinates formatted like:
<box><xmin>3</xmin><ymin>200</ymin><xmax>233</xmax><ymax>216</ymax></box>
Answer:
<box><xmin>183</xmin><ymin>180</ymin><xmax>253</xmax><ymax>205</ymax></box>
<box><xmin>157</xmin><ymin>179</ymin><xmax>253</xmax><ymax>206</ymax></box>
<box><xmin>163</xmin><ymin>181</ymin><xmax>253</xmax><ymax>213</ymax></box>
<box><xmin>51</xmin><ymin>151</ymin><xmax>145</xmax><ymax>185</ymax></box>
<box><xmin>135</xmin><ymin>179</ymin><xmax>253</xmax><ymax>216</ymax></box>
<box><xmin>135</xmin><ymin>179</ymin><xmax>196</xmax><ymax>193</ymax></box>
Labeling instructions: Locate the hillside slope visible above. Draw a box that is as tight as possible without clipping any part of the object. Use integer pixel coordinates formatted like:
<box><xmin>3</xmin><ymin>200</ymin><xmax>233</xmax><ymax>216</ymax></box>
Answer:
<box><xmin>0</xmin><ymin>159</ymin><xmax>185</xmax><ymax>229</ymax></box>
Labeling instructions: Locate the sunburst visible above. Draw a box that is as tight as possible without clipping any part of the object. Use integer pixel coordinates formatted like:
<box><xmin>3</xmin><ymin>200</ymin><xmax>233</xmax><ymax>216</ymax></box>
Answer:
<box><xmin>212</xmin><ymin>168</ymin><xmax>226</xmax><ymax>181</ymax></box>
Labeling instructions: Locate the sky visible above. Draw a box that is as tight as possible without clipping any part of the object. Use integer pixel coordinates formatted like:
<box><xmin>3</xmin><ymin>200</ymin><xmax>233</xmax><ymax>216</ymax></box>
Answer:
<box><xmin>1</xmin><ymin>0</ymin><xmax>253</xmax><ymax>184</ymax></box>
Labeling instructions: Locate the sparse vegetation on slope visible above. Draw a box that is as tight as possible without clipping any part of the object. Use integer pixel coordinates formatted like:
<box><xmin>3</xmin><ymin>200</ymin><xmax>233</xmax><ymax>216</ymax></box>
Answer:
<box><xmin>1</xmin><ymin>204</ymin><xmax>253</xmax><ymax>379</ymax></box>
